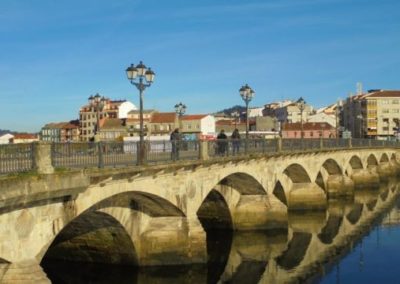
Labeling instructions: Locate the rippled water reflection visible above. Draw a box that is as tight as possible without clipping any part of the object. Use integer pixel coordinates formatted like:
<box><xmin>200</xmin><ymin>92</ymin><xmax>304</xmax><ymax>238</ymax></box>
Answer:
<box><xmin>42</xmin><ymin>179</ymin><xmax>400</xmax><ymax>283</ymax></box>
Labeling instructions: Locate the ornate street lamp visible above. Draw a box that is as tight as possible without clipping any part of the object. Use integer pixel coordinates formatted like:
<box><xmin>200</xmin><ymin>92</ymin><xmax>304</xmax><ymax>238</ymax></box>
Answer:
<box><xmin>89</xmin><ymin>93</ymin><xmax>106</xmax><ymax>141</ymax></box>
<box><xmin>239</xmin><ymin>84</ymin><xmax>255</xmax><ymax>139</ymax></box>
<box><xmin>126</xmin><ymin>61</ymin><xmax>155</xmax><ymax>165</ymax></box>
<box><xmin>232</xmin><ymin>111</ymin><xmax>240</xmax><ymax>129</ymax></box>
<box><xmin>175</xmin><ymin>102</ymin><xmax>186</xmax><ymax>130</ymax></box>
<box><xmin>174</xmin><ymin>102</ymin><xmax>186</xmax><ymax>117</ymax></box>
<box><xmin>297</xmin><ymin>97</ymin><xmax>306</xmax><ymax>144</ymax></box>
<box><xmin>239</xmin><ymin>84</ymin><xmax>255</xmax><ymax>152</ymax></box>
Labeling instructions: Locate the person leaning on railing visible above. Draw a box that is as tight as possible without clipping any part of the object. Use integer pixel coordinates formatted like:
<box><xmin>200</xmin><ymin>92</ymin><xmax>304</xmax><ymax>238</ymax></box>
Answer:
<box><xmin>231</xmin><ymin>128</ymin><xmax>241</xmax><ymax>155</ymax></box>
<box><xmin>216</xmin><ymin>129</ymin><xmax>228</xmax><ymax>156</ymax></box>
<box><xmin>170</xmin><ymin>128</ymin><xmax>181</xmax><ymax>161</ymax></box>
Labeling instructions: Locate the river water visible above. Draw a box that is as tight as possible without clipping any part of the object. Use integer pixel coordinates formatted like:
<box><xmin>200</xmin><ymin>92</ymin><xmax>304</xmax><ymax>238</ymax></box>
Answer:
<box><xmin>41</xmin><ymin>179</ymin><xmax>400</xmax><ymax>284</ymax></box>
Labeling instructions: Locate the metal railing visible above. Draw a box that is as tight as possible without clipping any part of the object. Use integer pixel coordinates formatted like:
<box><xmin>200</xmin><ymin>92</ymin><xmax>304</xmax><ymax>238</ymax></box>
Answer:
<box><xmin>208</xmin><ymin>139</ymin><xmax>278</xmax><ymax>157</ymax></box>
<box><xmin>0</xmin><ymin>143</ymin><xmax>34</xmax><ymax>174</ymax></box>
<box><xmin>51</xmin><ymin>140</ymin><xmax>201</xmax><ymax>168</ymax></box>
<box><xmin>1</xmin><ymin>138</ymin><xmax>399</xmax><ymax>173</ymax></box>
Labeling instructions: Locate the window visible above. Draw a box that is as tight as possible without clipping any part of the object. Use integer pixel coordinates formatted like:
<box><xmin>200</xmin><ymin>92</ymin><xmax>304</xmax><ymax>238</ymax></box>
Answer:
<box><xmin>392</xmin><ymin>109</ymin><xmax>399</xmax><ymax>113</ymax></box>
<box><xmin>382</xmin><ymin>109</ymin><xmax>389</xmax><ymax>113</ymax></box>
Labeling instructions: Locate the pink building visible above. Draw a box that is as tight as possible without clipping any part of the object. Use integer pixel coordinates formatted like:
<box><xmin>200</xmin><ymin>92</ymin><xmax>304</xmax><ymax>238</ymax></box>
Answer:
<box><xmin>282</xmin><ymin>122</ymin><xmax>336</xmax><ymax>139</ymax></box>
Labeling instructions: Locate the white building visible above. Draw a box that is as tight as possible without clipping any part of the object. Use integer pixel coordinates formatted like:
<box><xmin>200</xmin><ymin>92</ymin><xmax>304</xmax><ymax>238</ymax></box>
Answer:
<box><xmin>307</xmin><ymin>112</ymin><xmax>336</xmax><ymax>128</ymax></box>
<box><xmin>248</xmin><ymin>107</ymin><xmax>264</xmax><ymax>117</ymax></box>
<box><xmin>0</xmin><ymin>134</ymin><xmax>13</xmax><ymax>144</ymax></box>
<box><xmin>181</xmin><ymin>114</ymin><xmax>216</xmax><ymax>138</ymax></box>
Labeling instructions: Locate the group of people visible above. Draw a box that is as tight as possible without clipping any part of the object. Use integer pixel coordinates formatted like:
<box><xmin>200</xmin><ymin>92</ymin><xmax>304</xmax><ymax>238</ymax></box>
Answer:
<box><xmin>170</xmin><ymin>128</ymin><xmax>242</xmax><ymax>160</ymax></box>
<box><xmin>216</xmin><ymin>129</ymin><xmax>241</xmax><ymax>156</ymax></box>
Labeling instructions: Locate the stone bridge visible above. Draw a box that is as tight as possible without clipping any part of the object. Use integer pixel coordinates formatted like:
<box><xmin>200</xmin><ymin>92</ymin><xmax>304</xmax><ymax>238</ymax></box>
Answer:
<box><xmin>0</xmin><ymin>147</ymin><xmax>399</xmax><ymax>283</ymax></box>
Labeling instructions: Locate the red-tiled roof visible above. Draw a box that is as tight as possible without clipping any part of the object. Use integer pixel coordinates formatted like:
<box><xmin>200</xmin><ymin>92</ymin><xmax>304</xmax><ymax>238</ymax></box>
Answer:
<box><xmin>366</xmin><ymin>90</ymin><xmax>400</xmax><ymax>98</ymax></box>
<box><xmin>100</xmin><ymin>118</ymin><xmax>125</xmax><ymax>129</ymax></box>
<box><xmin>181</xmin><ymin>114</ymin><xmax>208</xmax><ymax>120</ymax></box>
<box><xmin>13</xmin><ymin>133</ymin><xmax>38</xmax><ymax>139</ymax></box>
<box><xmin>282</xmin><ymin>122</ymin><xmax>334</xmax><ymax>131</ymax></box>
<box><xmin>150</xmin><ymin>112</ymin><xmax>176</xmax><ymax>123</ymax></box>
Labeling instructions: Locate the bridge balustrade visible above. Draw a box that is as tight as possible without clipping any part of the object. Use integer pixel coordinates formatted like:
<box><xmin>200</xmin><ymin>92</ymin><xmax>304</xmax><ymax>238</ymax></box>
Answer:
<box><xmin>0</xmin><ymin>138</ymin><xmax>399</xmax><ymax>174</ymax></box>
<box><xmin>0</xmin><ymin>143</ymin><xmax>34</xmax><ymax>174</ymax></box>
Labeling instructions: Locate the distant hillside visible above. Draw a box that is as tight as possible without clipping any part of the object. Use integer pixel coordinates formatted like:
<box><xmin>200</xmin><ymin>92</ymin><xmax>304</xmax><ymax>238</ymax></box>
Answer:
<box><xmin>215</xmin><ymin>105</ymin><xmax>246</xmax><ymax>116</ymax></box>
<box><xmin>0</xmin><ymin>129</ymin><xmax>14</xmax><ymax>135</ymax></box>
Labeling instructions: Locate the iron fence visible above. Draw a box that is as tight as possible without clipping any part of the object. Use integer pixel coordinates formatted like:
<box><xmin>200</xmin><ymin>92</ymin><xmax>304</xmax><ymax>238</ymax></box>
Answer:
<box><xmin>51</xmin><ymin>140</ymin><xmax>201</xmax><ymax>168</ymax></box>
<box><xmin>322</xmin><ymin>138</ymin><xmax>349</xmax><ymax>149</ymax></box>
<box><xmin>146</xmin><ymin>140</ymin><xmax>200</xmax><ymax>164</ymax></box>
<box><xmin>1</xmin><ymin>138</ymin><xmax>400</xmax><ymax>174</ymax></box>
<box><xmin>0</xmin><ymin>143</ymin><xmax>34</xmax><ymax>174</ymax></box>
<box><xmin>208</xmin><ymin>139</ymin><xmax>278</xmax><ymax>157</ymax></box>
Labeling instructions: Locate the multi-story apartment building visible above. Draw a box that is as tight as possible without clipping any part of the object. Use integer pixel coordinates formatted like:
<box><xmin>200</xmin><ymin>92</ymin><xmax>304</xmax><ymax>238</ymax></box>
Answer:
<box><xmin>342</xmin><ymin>90</ymin><xmax>400</xmax><ymax>139</ymax></box>
<box><xmin>275</xmin><ymin>102</ymin><xmax>313</xmax><ymax>124</ymax></box>
<box><xmin>41</xmin><ymin>121</ymin><xmax>80</xmax><ymax>142</ymax></box>
<box><xmin>79</xmin><ymin>96</ymin><xmax>136</xmax><ymax>141</ymax></box>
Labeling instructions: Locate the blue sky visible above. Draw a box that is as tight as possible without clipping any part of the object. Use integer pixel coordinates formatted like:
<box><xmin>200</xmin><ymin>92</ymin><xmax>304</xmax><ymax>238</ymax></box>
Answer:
<box><xmin>1</xmin><ymin>0</ymin><xmax>399</xmax><ymax>132</ymax></box>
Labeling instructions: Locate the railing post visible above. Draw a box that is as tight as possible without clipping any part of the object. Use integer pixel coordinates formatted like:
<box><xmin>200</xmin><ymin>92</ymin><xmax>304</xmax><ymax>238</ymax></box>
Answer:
<box><xmin>33</xmin><ymin>142</ymin><xmax>54</xmax><ymax>174</ymax></box>
<box><xmin>276</xmin><ymin>137</ymin><xmax>282</xmax><ymax>153</ymax></box>
<box><xmin>199</xmin><ymin>140</ymin><xmax>209</xmax><ymax>160</ymax></box>
<box><xmin>368</xmin><ymin>139</ymin><xmax>372</xmax><ymax>147</ymax></box>
<box><xmin>98</xmin><ymin>142</ymin><xmax>104</xmax><ymax>168</ymax></box>
<box><xmin>348</xmin><ymin>138</ymin><xmax>352</xmax><ymax>148</ymax></box>
<box><xmin>320</xmin><ymin>138</ymin><xmax>323</xmax><ymax>150</ymax></box>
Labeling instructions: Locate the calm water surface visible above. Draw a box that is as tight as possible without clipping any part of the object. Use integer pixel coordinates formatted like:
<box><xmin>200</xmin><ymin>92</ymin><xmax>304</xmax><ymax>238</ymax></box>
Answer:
<box><xmin>42</xmin><ymin>179</ymin><xmax>400</xmax><ymax>284</ymax></box>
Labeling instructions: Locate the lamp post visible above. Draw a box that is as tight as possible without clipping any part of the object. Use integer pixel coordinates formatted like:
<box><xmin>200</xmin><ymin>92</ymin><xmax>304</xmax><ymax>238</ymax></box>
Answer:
<box><xmin>297</xmin><ymin>97</ymin><xmax>306</xmax><ymax>145</ymax></box>
<box><xmin>239</xmin><ymin>84</ymin><xmax>255</xmax><ymax>153</ymax></box>
<box><xmin>174</xmin><ymin>102</ymin><xmax>187</xmax><ymax>129</ymax></box>
<box><xmin>126</xmin><ymin>61</ymin><xmax>155</xmax><ymax>165</ymax></box>
<box><xmin>89</xmin><ymin>93</ymin><xmax>106</xmax><ymax>141</ymax></box>
<box><xmin>232</xmin><ymin>111</ymin><xmax>240</xmax><ymax>129</ymax></box>
<box><xmin>357</xmin><ymin>114</ymin><xmax>363</xmax><ymax>138</ymax></box>
<box><xmin>239</xmin><ymin>84</ymin><xmax>255</xmax><ymax>152</ymax></box>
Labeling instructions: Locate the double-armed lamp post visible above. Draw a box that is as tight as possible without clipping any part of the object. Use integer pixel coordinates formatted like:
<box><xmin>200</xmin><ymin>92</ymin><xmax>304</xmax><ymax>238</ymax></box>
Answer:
<box><xmin>126</xmin><ymin>61</ymin><xmax>155</xmax><ymax>165</ymax></box>
<box><xmin>89</xmin><ymin>93</ymin><xmax>106</xmax><ymax>141</ymax></box>
<box><xmin>297</xmin><ymin>97</ymin><xmax>306</xmax><ymax>145</ymax></box>
<box><xmin>239</xmin><ymin>84</ymin><xmax>255</xmax><ymax>152</ymax></box>
<box><xmin>175</xmin><ymin>102</ymin><xmax>187</xmax><ymax>129</ymax></box>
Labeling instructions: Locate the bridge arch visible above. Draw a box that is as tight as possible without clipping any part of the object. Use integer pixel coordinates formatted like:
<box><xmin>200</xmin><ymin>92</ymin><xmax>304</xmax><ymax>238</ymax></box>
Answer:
<box><xmin>197</xmin><ymin>189</ymin><xmax>233</xmax><ymax>230</ymax></box>
<box><xmin>273</xmin><ymin>181</ymin><xmax>287</xmax><ymax>206</ymax></box>
<box><xmin>217</xmin><ymin>172</ymin><xmax>266</xmax><ymax>195</ymax></box>
<box><xmin>283</xmin><ymin>164</ymin><xmax>311</xmax><ymax>183</ymax></box>
<box><xmin>380</xmin><ymin>153</ymin><xmax>389</xmax><ymax>163</ymax></box>
<box><xmin>349</xmin><ymin>155</ymin><xmax>363</xmax><ymax>170</ymax></box>
<box><xmin>367</xmin><ymin>154</ymin><xmax>379</xmax><ymax>168</ymax></box>
<box><xmin>321</xmin><ymin>159</ymin><xmax>343</xmax><ymax>175</ymax></box>
<box><xmin>39</xmin><ymin>191</ymin><xmax>185</xmax><ymax>264</ymax></box>
<box><xmin>89</xmin><ymin>191</ymin><xmax>185</xmax><ymax>217</ymax></box>
<box><xmin>42</xmin><ymin>210</ymin><xmax>138</xmax><ymax>265</ymax></box>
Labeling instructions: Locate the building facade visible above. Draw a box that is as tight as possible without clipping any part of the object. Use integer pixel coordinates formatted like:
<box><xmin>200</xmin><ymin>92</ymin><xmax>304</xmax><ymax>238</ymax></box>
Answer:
<box><xmin>79</xmin><ymin>97</ymin><xmax>136</xmax><ymax>141</ymax></box>
<box><xmin>41</xmin><ymin>121</ymin><xmax>80</xmax><ymax>142</ymax></box>
<box><xmin>341</xmin><ymin>90</ymin><xmax>400</xmax><ymax>139</ymax></box>
<box><xmin>275</xmin><ymin>103</ymin><xmax>313</xmax><ymax>124</ymax></box>
<box><xmin>180</xmin><ymin>115</ymin><xmax>216</xmax><ymax>138</ymax></box>
<box><xmin>282</xmin><ymin>122</ymin><xmax>336</xmax><ymax>139</ymax></box>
